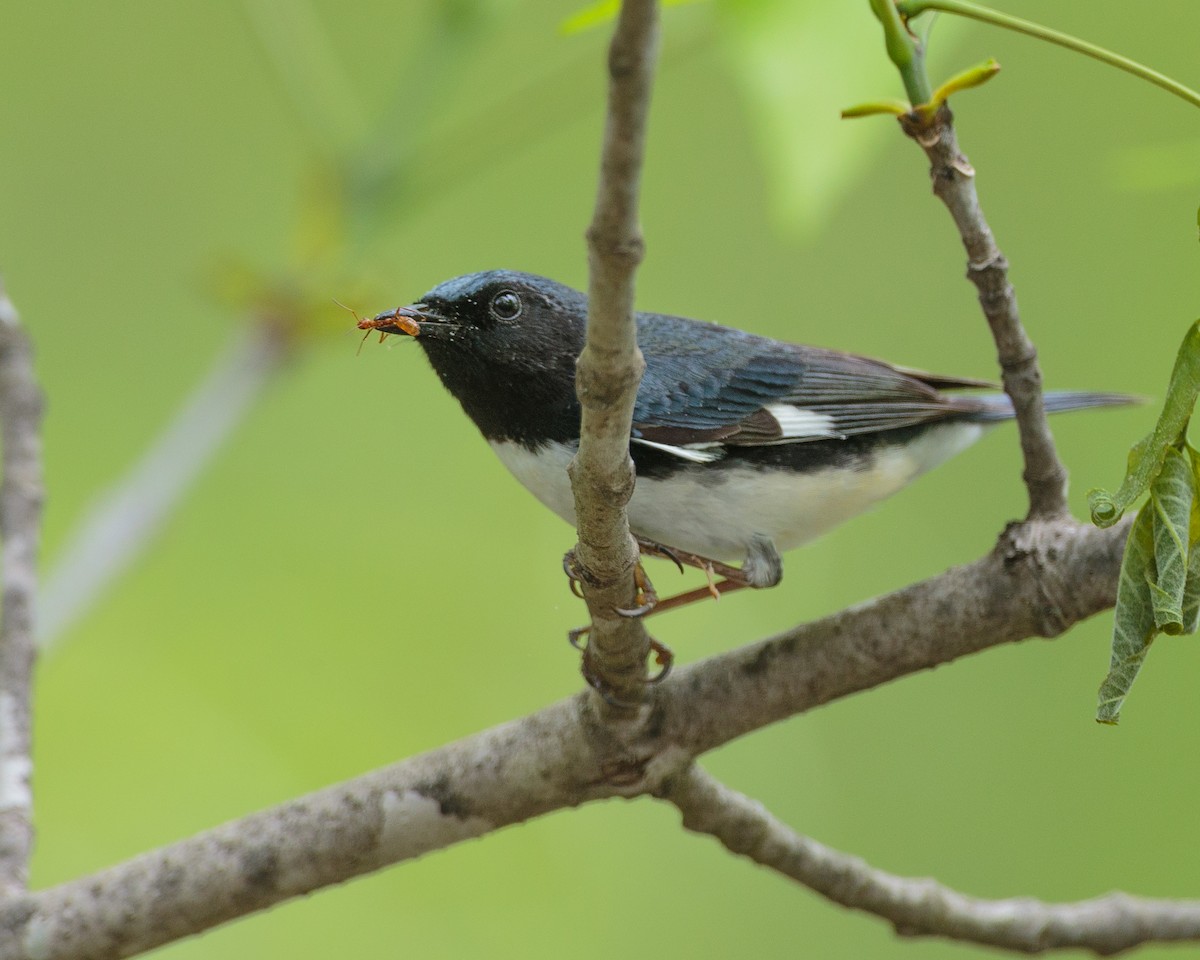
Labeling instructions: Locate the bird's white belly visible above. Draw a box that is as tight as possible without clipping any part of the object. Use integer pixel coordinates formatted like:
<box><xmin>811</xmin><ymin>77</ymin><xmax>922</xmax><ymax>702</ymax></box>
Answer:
<box><xmin>488</xmin><ymin>422</ymin><xmax>985</xmax><ymax>563</ymax></box>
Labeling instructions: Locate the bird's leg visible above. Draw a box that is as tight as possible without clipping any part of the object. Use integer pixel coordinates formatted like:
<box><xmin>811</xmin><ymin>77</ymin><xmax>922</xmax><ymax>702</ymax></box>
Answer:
<box><xmin>623</xmin><ymin>577</ymin><xmax>751</xmax><ymax>617</ymax></box>
<box><xmin>633</xmin><ymin>533</ymin><xmax>782</xmax><ymax>589</ymax></box>
<box><xmin>619</xmin><ymin>533</ymin><xmax>783</xmax><ymax>617</ymax></box>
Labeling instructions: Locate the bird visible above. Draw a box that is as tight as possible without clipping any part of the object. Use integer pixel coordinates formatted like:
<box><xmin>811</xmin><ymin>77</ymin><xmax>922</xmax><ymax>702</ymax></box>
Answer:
<box><xmin>361</xmin><ymin>269</ymin><xmax>1133</xmax><ymax>610</ymax></box>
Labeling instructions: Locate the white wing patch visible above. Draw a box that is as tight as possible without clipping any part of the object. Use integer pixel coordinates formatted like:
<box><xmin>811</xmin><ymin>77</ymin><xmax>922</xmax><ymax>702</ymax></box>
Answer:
<box><xmin>631</xmin><ymin>437</ymin><xmax>725</xmax><ymax>463</ymax></box>
<box><xmin>765</xmin><ymin>404</ymin><xmax>845</xmax><ymax>440</ymax></box>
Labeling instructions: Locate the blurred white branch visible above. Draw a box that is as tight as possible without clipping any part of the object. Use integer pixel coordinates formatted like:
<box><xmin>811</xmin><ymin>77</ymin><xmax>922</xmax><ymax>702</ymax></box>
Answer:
<box><xmin>38</xmin><ymin>327</ymin><xmax>290</xmax><ymax>649</ymax></box>
<box><xmin>0</xmin><ymin>277</ymin><xmax>43</xmax><ymax>895</ymax></box>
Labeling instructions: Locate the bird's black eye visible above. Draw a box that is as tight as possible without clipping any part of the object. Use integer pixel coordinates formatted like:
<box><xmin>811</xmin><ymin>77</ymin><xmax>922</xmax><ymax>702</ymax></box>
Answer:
<box><xmin>490</xmin><ymin>290</ymin><xmax>522</xmax><ymax>321</ymax></box>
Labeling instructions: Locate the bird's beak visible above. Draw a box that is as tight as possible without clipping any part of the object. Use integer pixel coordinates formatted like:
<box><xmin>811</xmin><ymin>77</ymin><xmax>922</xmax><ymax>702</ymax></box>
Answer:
<box><xmin>358</xmin><ymin>303</ymin><xmax>456</xmax><ymax>340</ymax></box>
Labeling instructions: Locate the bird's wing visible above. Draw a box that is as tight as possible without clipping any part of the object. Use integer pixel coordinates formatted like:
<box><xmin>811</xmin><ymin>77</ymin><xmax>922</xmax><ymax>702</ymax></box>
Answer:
<box><xmin>632</xmin><ymin>314</ymin><xmax>991</xmax><ymax>458</ymax></box>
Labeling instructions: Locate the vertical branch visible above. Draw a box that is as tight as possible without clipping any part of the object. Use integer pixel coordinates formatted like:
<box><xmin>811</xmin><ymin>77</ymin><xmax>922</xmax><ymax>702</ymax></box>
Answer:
<box><xmin>568</xmin><ymin>0</ymin><xmax>660</xmax><ymax>706</ymax></box>
<box><xmin>900</xmin><ymin>105</ymin><xmax>1068</xmax><ymax>519</ymax></box>
<box><xmin>0</xmin><ymin>278</ymin><xmax>43</xmax><ymax>895</ymax></box>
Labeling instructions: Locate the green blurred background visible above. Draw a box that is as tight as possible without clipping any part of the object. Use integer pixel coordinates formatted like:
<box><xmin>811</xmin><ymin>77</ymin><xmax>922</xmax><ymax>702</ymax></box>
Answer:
<box><xmin>2</xmin><ymin>1</ymin><xmax>1198</xmax><ymax>956</ymax></box>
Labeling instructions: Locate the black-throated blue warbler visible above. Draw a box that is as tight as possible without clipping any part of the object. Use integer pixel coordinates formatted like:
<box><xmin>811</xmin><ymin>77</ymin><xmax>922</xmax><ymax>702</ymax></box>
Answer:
<box><xmin>363</xmin><ymin>270</ymin><xmax>1131</xmax><ymax>603</ymax></box>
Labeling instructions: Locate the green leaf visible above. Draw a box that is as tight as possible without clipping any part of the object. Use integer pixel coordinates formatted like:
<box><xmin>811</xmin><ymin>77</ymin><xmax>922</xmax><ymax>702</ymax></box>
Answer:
<box><xmin>560</xmin><ymin>0</ymin><xmax>618</xmax><ymax>33</ymax></box>
<box><xmin>560</xmin><ymin>0</ymin><xmax>703</xmax><ymax>34</ymax></box>
<box><xmin>1097</xmin><ymin>506</ymin><xmax>1158</xmax><ymax>724</ymax></box>
<box><xmin>1180</xmin><ymin>530</ymin><xmax>1200</xmax><ymax>636</ymax></box>
<box><xmin>1089</xmin><ymin>319</ymin><xmax>1200</xmax><ymax>526</ymax></box>
<box><xmin>1179</xmin><ymin>444</ymin><xmax>1200</xmax><ymax>634</ymax></box>
<box><xmin>1149</xmin><ymin>445</ymin><xmax>1193</xmax><ymax>633</ymax></box>
<box><xmin>922</xmin><ymin>57</ymin><xmax>1001</xmax><ymax>113</ymax></box>
<box><xmin>1176</xmin><ymin>540</ymin><xmax>1200</xmax><ymax>638</ymax></box>
<box><xmin>841</xmin><ymin>99</ymin><xmax>910</xmax><ymax>119</ymax></box>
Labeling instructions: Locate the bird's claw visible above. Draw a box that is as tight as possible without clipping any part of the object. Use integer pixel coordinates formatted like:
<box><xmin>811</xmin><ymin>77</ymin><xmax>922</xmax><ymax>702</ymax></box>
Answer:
<box><xmin>655</xmin><ymin>545</ymin><xmax>686</xmax><ymax>576</ymax></box>
<box><xmin>615</xmin><ymin>562</ymin><xmax>658</xmax><ymax>618</ymax></box>
<box><xmin>568</xmin><ymin>548</ymin><xmax>659</xmax><ymax>619</ymax></box>
<box><xmin>633</xmin><ymin>536</ymin><xmax>686</xmax><ymax>576</ymax></box>
<box><xmin>581</xmin><ymin>663</ymin><xmax>641</xmax><ymax>707</ymax></box>
<box><xmin>562</xmin><ymin>550</ymin><xmax>586</xmax><ymax>599</ymax></box>
<box><xmin>576</xmin><ymin>634</ymin><xmax>674</xmax><ymax>705</ymax></box>
<box><xmin>647</xmin><ymin>637</ymin><xmax>673</xmax><ymax>684</ymax></box>
<box><xmin>566</xmin><ymin>560</ymin><xmax>672</xmax><ymax>690</ymax></box>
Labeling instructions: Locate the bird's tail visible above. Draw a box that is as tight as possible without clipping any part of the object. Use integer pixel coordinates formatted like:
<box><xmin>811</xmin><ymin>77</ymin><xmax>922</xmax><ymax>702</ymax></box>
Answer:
<box><xmin>966</xmin><ymin>390</ymin><xmax>1142</xmax><ymax>422</ymax></box>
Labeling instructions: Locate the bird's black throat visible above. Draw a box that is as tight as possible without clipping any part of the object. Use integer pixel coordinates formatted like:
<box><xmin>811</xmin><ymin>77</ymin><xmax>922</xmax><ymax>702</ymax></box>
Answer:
<box><xmin>418</xmin><ymin>331</ymin><xmax>584</xmax><ymax>448</ymax></box>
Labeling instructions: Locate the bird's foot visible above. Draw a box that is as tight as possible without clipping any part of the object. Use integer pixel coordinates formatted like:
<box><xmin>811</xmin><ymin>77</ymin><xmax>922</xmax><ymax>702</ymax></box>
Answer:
<box><xmin>621</xmin><ymin>533</ymin><xmax>783</xmax><ymax>616</ymax></box>
<box><xmin>577</xmin><ymin>635</ymin><xmax>674</xmax><ymax>706</ymax></box>
<box><xmin>614</xmin><ymin>562</ymin><xmax>659</xmax><ymax>617</ymax></box>
<box><xmin>634</xmin><ymin>533</ymin><xmax>781</xmax><ymax>588</ymax></box>
<box><xmin>564</xmin><ymin>550</ymin><xmax>672</xmax><ymax>695</ymax></box>
<box><xmin>563</xmin><ymin>549</ymin><xmax>658</xmax><ymax>616</ymax></box>
<box><xmin>648</xmin><ymin>637</ymin><xmax>674</xmax><ymax>682</ymax></box>
<box><xmin>562</xmin><ymin>549</ymin><xmax>586</xmax><ymax>600</ymax></box>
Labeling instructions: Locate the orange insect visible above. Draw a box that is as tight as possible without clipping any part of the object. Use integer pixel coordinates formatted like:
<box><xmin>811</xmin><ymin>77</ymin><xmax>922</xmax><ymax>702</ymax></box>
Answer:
<box><xmin>337</xmin><ymin>301</ymin><xmax>422</xmax><ymax>355</ymax></box>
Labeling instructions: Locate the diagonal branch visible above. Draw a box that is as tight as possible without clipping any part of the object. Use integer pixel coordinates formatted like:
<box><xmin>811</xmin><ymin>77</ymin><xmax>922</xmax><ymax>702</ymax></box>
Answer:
<box><xmin>663</xmin><ymin>764</ymin><xmax>1200</xmax><ymax>956</ymax></box>
<box><xmin>568</xmin><ymin>0</ymin><xmax>660</xmax><ymax>706</ymax></box>
<box><xmin>899</xmin><ymin>104</ymin><xmax>1068</xmax><ymax>520</ymax></box>
<box><xmin>0</xmin><ymin>698</ymin><xmax>611</xmax><ymax>960</ymax></box>
<box><xmin>0</xmin><ymin>517</ymin><xmax>1147</xmax><ymax>959</ymax></box>
<box><xmin>0</xmin><ymin>278</ymin><xmax>43</xmax><ymax>896</ymax></box>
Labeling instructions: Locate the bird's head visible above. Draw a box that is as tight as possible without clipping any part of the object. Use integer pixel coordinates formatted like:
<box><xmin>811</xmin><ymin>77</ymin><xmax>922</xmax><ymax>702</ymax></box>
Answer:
<box><xmin>366</xmin><ymin>270</ymin><xmax>589</xmax><ymax>444</ymax></box>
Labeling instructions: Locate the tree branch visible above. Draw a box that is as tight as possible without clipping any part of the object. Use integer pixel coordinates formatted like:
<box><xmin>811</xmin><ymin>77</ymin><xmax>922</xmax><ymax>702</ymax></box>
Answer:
<box><xmin>664</xmin><ymin>764</ymin><xmax>1200</xmax><ymax>956</ymax></box>
<box><xmin>0</xmin><ymin>278</ymin><xmax>43</xmax><ymax>896</ymax></box>
<box><xmin>900</xmin><ymin>104</ymin><xmax>1068</xmax><ymax>520</ymax></box>
<box><xmin>0</xmin><ymin>517</ymin><xmax>1151</xmax><ymax>959</ymax></box>
<box><xmin>568</xmin><ymin>0</ymin><xmax>660</xmax><ymax>706</ymax></box>
<box><xmin>5</xmin><ymin>9</ymin><xmax>1167</xmax><ymax>955</ymax></box>
<box><xmin>0</xmin><ymin>699</ymin><xmax>615</xmax><ymax>960</ymax></box>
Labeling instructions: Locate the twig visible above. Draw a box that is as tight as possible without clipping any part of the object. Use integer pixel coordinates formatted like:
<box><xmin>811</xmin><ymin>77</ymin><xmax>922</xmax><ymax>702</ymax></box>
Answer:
<box><xmin>38</xmin><ymin>325</ymin><xmax>292</xmax><ymax>649</ymax></box>
<box><xmin>899</xmin><ymin>104</ymin><xmax>1067</xmax><ymax>520</ymax></box>
<box><xmin>897</xmin><ymin>0</ymin><xmax>1200</xmax><ymax>110</ymax></box>
<box><xmin>568</xmin><ymin>0</ymin><xmax>660</xmax><ymax>706</ymax></box>
<box><xmin>0</xmin><ymin>518</ymin><xmax>1143</xmax><ymax>958</ymax></box>
<box><xmin>0</xmin><ymin>278</ymin><xmax>44</xmax><ymax>895</ymax></box>
<box><xmin>664</xmin><ymin>764</ymin><xmax>1200</xmax><ymax>956</ymax></box>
